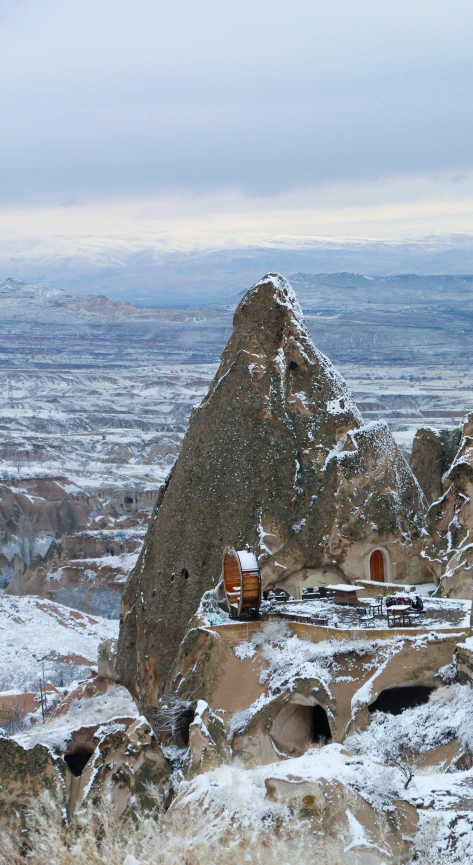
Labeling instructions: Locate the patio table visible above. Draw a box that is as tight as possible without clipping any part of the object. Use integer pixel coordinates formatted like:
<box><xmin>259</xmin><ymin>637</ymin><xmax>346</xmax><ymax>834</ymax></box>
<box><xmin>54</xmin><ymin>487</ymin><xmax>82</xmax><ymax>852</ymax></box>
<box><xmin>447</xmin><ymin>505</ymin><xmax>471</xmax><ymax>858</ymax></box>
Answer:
<box><xmin>326</xmin><ymin>585</ymin><xmax>365</xmax><ymax>607</ymax></box>
<box><xmin>387</xmin><ymin>604</ymin><xmax>414</xmax><ymax>627</ymax></box>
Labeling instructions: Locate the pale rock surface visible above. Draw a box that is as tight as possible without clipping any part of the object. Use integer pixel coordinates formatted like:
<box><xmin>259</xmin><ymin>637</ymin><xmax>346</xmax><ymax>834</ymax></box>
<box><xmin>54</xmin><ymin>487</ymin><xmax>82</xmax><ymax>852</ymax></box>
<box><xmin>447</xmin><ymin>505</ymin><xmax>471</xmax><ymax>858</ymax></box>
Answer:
<box><xmin>78</xmin><ymin>717</ymin><xmax>172</xmax><ymax>816</ymax></box>
<box><xmin>188</xmin><ymin>699</ymin><xmax>231</xmax><ymax>771</ymax></box>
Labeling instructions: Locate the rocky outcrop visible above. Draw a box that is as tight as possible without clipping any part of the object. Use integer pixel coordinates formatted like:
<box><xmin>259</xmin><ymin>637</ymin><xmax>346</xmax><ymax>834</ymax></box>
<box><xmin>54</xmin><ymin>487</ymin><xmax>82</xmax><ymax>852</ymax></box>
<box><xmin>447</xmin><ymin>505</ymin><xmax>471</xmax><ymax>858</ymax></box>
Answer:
<box><xmin>78</xmin><ymin>717</ymin><xmax>172</xmax><ymax>815</ymax></box>
<box><xmin>188</xmin><ymin>699</ymin><xmax>231</xmax><ymax>771</ymax></box>
<box><xmin>410</xmin><ymin>426</ymin><xmax>461</xmax><ymax>504</ymax></box>
<box><xmin>97</xmin><ymin>638</ymin><xmax>120</xmax><ymax>682</ymax></box>
<box><xmin>0</xmin><ymin>737</ymin><xmax>66</xmax><ymax>830</ymax></box>
<box><xmin>425</xmin><ymin>413</ymin><xmax>473</xmax><ymax>597</ymax></box>
<box><xmin>118</xmin><ymin>274</ymin><xmax>427</xmax><ymax>710</ymax></box>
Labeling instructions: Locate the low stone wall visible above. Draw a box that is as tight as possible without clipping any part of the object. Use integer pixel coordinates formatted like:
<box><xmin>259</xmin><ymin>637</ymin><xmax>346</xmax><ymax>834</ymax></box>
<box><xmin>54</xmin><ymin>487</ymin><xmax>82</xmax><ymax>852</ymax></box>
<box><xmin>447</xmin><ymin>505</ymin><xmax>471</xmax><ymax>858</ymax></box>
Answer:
<box><xmin>355</xmin><ymin>579</ymin><xmax>415</xmax><ymax>598</ymax></box>
<box><xmin>456</xmin><ymin>644</ymin><xmax>473</xmax><ymax>685</ymax></box>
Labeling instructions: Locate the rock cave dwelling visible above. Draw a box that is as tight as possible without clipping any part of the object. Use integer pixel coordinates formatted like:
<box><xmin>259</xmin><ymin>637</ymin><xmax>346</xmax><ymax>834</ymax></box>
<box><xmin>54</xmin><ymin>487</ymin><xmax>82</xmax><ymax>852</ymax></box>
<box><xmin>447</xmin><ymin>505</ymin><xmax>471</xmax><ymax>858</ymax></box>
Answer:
<box><xmin>6</xmin><ymin>273</ymin><xmax>473</xmax><ymax>862</ymax></box>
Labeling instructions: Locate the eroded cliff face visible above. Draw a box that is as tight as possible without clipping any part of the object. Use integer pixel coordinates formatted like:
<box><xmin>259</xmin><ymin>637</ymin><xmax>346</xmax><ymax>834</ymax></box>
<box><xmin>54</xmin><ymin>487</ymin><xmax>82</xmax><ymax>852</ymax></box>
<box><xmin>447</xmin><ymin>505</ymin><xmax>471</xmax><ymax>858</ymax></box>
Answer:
<box><xmin>410</xmin><ymin>426</ymin><xmax>461</xmax><ymax>505</ymax></box>
<box><xmin>117</xmin><ymin>274</ymin><xmax>426</xmax><ymax>710</ymax></box>
<box><xmin>426</xmin><ymin>413</ymin><xmax>473</xmax><ymax>597</ymax></box>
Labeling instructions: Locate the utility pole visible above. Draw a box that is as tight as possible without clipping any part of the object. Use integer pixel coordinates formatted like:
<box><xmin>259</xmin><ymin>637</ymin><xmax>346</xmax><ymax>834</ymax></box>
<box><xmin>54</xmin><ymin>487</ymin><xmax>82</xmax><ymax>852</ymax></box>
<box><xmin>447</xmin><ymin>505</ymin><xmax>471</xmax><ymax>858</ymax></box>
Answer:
<box><xmin>39</xmin><ymin>679</ymin><xmax>45</xmax><ymax>723</ymax></box>
<box><xmin>42</xmin><ymin>662</ymin><xmax>47</xmax><ymax>720</ymax></box>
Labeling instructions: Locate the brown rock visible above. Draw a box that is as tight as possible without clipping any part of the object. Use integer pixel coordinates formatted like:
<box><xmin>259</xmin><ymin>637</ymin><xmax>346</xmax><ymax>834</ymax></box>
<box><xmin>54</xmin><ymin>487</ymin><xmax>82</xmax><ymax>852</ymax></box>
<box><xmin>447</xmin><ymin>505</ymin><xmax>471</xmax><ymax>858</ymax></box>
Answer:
<box><xmin>118</xmin><ymin>274</ymin><xmax>426</xmax><ymax>711</ymax></box>
<box><xmin>425</xmin><ymin>412</ymin><xmax>473</xmax><ymax>596</ymax></box>
<box><xmin>0</xmin><ymin>736</ymin><xmax>66</xmax><ymax>830</ymax></box>
<box><xmin>410</xmin><ymin>426</ymin><xmax>461</xmax><ymax>504</ymax></box>
<box><xmin>78</xmin><ymin>717</ymin><xmax>172</xmax><ymax>816</ymax></box>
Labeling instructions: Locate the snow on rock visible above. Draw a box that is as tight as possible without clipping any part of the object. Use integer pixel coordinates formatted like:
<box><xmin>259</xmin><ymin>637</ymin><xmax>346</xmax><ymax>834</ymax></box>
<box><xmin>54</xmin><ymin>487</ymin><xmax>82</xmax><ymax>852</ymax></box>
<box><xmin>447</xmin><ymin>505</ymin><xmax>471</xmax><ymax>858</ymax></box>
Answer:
<box><xmin>13</xmin><ymin>683</ymin><xmax>138</xmax><ymax>752</ymax></box>
<box><xmin>346</xmin><ymin>684</ymin><xmax>473</xmax><ymax>764</ymax></box>
<box><xmin>119</xmin><ymin>273</ymin><xmax>425</xmax><ymax>712</ymax></box>
<box><xmin>178</xmin><ymin>743</ymin><xmax>402</xmax><ymax>815</ymax></box>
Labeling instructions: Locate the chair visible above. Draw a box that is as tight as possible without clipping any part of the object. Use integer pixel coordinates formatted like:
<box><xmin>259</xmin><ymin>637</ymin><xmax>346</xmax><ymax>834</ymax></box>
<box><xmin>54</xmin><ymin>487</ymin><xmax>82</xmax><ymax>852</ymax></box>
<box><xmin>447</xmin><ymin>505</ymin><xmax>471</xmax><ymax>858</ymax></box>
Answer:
<box><xmin>356</xmin><ymin>607</ymin><xmax>375</xmax><ymax>627</ymax></box>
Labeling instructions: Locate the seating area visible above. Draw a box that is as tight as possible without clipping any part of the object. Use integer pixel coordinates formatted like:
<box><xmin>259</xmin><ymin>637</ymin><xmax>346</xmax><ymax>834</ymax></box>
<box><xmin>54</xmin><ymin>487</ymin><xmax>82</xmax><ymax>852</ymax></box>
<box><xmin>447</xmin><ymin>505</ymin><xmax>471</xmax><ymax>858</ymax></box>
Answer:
<box><xmin>265</xmin><ymin>590</ymin><xmax>471</xmax><ymax>633</ymax></box>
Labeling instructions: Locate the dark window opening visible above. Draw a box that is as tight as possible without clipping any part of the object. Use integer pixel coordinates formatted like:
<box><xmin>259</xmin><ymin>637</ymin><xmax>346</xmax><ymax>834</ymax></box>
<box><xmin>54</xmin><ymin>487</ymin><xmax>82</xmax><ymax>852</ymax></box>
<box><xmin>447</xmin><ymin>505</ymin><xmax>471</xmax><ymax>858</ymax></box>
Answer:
<box><xmin>181</xmin><ymin>568</ymin><xmax>189</xmax><ymax>580</ymax></box>
<box><xmin>339</xmin><ymin>399</ymin><xmax>345</xmax><ymax>409</ymax></box>
<box><xmin>180</xmin><ymin>708</ymin><xmax>195</xmax><ymax>746</ymax></box>
<box><xmin>369</xmin><ymin>685</ymin><xmax>434</xmax><ymax>716</ymax></box>
<box><xmin>288</xmin><ymin>360</ymin><xmax>298</xmax><ymax>372</ymax></box>
<box><xmin>124</xmin><ymin>495</ymin><xmax>133</xmax><ymax>504</ymax></box>
<box><xmin>64</xmin><ymin>746</ymin><xmax>94</xmax><ymax>777</ymax></box>
<box><xmin>311</xmin><ymin>705</ymin><xmax>332</xmax><ymax>743</ymax></box>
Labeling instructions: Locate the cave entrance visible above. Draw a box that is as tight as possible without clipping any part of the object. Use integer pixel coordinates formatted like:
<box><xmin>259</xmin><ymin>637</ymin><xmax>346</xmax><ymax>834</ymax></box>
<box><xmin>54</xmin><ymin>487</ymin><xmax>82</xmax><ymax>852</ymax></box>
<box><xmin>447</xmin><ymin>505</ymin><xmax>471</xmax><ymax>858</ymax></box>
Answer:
<box><xmin>311</xmin><ymin>705</ymin><xmax>332</xmax><ymax>743</ymax></box>
<box><xmin>180</xmin><ymin>708</ymin><xmax>195</xmax><ymax>746</ymax></box>
<box><xmin>370</xmin><ymin>550</ymin><xmax>385</xmax><ymax>582</ymax></box>
<box><xmin>271</xmin><ymin>703</ymin><xmax>332</xmax><ymax>753</ymax></box>
<box><xmin>64</xmin><ymin>746</ymin><xmax>95</xmax><ymax>777</ymax></box>
<box><xmin>369</xmin><ymin>685</ymin><xmax>434</xmax><ymax>716</ymax></box>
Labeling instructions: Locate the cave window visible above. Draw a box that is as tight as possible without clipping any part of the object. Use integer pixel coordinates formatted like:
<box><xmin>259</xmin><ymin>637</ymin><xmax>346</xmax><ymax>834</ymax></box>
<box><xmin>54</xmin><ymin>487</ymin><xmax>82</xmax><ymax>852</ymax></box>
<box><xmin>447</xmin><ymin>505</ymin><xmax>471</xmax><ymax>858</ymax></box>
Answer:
<box><xmin>369</xmin><ymin>685</ymin><xmax>434</xmax><ymax>716</ymax></box>
<box><xmin>181</xmin><ymin>568</ymin><xmax>189</xmax><ymax>580</ymax></box>
<box><xmin>288</xmin><ymin>360</ymin><xmax>298</xmax><ymax>372</ymax></box>
<box><xmin>311</xmin><ymin>705</ymin><xmax>332</xmax><ymax>743</ymax></box>
<box><xmin>64</xmin><ymin>746</ymin><xmax>94</xmax><ymax>777</ymax></box>
<box><xmin>124</xmin><ymin>495</ymin><xmax>133</xmax><ymax>504</ymax></box>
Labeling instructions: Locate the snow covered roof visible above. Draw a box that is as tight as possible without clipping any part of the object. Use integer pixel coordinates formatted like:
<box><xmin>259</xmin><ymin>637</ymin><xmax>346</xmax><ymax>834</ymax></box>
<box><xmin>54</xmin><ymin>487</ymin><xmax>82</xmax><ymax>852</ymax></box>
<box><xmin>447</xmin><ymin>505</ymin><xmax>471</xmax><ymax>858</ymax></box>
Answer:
<box><xmin>236</xmin><ymin>550</ymin><xmax>259</xmax><ymax>572</ymax></box>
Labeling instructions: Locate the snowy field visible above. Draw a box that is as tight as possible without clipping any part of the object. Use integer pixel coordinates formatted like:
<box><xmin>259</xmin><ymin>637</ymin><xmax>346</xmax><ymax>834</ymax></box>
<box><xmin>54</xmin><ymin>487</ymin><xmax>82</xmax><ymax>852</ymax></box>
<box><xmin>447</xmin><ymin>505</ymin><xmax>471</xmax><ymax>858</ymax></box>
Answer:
<box><xmin>0</xmin><ymin>593</ymin><xmax>117</xmax><ymax>693</ymax></box>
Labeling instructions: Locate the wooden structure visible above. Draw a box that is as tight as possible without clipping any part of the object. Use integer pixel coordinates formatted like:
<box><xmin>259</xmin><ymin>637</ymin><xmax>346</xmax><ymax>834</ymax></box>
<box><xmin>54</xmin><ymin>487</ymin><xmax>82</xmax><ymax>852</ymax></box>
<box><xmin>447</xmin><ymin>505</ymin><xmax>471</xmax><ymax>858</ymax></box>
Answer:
<box><xmin>370</xmin><ymin>550</ymin><xmax>385</xmax><ymax>582</ymax></box>
<box><xmin>223</xmin><ymin>547</ymin><xmax>261</xmax><ymax>619</ymax></box>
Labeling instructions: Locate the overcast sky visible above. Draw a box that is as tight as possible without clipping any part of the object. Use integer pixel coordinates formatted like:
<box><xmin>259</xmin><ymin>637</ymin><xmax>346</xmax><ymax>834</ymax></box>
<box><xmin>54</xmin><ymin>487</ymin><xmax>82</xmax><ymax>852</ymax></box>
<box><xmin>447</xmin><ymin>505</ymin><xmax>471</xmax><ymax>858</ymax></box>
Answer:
<box><xmin>1</xmin><ymin>0</ymin><xmax>473</xmax><ymax>247</ymax></box>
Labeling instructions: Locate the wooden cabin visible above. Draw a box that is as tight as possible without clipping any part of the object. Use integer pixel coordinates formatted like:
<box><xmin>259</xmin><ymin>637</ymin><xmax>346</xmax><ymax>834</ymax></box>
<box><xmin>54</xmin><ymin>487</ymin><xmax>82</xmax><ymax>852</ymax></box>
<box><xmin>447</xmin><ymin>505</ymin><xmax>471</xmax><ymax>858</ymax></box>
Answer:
<box><xmin>222</xmin><ymin>547</ymin><xmax>261</xmax><ymax>619</ymax></box>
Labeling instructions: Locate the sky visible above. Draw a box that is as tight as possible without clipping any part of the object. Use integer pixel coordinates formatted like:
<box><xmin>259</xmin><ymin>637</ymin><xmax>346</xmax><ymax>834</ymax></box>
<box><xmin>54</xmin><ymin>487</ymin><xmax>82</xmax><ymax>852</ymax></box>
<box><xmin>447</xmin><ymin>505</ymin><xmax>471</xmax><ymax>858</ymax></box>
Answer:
<box><xmin>1</xmin><ymin>0</ymin><xmax>473</xmax><ymax>251</ymax></box>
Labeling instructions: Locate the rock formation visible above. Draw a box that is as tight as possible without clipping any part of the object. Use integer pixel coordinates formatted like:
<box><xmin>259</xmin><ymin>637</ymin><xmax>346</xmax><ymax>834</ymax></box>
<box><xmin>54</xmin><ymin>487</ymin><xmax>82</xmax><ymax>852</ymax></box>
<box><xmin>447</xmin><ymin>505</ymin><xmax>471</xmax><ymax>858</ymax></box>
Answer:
<box><xmin>118</xmin><ymin>274</ymin><xmax>427</xmax><ymax>710</ymax></box>
<box><xmin>78</xmin><ymin>717</ymin><xmax>172</xmax><ymax>815</ymax></box>
<box><xmin>410</xmin><ymin>426</ymin><xmax>461</xmax><ymax>505</ymax></box>
<box><xmin>0</xmin><ymin>737</ymin><xmax>66</xmax><ymax>830</ymax></box>
<box><xmin>425</xmin><ymin>412</ymin><xmax>473</xmax><ymax>597</ymax></box>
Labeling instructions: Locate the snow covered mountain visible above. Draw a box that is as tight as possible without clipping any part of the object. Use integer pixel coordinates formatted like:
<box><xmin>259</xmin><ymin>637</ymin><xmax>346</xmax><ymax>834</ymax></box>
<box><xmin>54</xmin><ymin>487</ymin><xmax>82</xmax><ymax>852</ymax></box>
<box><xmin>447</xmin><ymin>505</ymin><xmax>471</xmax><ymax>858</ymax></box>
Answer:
<box><xmin>0</xmin><ymin>277</ymin><xmax>162</xmax><ymax>321</ymax></box>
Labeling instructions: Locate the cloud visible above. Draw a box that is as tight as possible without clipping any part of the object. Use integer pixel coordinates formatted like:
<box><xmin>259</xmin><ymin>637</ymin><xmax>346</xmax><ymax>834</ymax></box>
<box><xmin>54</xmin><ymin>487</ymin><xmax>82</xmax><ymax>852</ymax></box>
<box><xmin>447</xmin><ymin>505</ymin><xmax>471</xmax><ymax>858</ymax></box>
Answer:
<box><xmin>1</xmin><ymin>0</ymin><xmax>473</xmax><ymax>212</ymax></box>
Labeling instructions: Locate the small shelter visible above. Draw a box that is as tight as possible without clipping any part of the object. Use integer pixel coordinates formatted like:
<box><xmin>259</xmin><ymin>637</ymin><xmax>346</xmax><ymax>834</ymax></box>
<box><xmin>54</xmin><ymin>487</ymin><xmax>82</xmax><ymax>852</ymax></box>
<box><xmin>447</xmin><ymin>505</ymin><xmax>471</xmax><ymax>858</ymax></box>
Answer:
<box><xmin>222</xmin><ymin>547</ymin><xmax>261</xmax><ymax>619</ymax></box>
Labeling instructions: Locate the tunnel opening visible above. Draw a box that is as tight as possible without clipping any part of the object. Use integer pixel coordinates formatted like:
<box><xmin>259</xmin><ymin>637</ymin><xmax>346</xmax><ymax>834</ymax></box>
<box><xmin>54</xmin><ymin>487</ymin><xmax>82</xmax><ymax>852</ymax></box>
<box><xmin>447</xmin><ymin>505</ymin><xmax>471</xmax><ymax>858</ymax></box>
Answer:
<box><xmin>311</xmin><ymin>704</ymin><xmax>332</xmax><ymax>743</ymax></box>
<box><xmin>64</xmin><ymin>746</ymin><xmax>94</xmax><ymax>777</ymax></box>
<box><xmin>369</xmin><ymin>685</ymin><xmax>435</xmax><ymax>716</ymax></box>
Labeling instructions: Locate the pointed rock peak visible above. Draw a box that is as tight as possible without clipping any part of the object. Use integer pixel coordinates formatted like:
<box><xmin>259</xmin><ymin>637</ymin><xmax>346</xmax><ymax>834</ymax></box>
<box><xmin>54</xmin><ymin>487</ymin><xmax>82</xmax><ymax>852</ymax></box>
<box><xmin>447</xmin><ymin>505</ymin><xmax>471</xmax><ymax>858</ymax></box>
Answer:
<box><xmin>205</xmin><ymin>273</ymin><xmax>362</xmax><ymax>435</ymax></box>
<box><xmin>230</xmin><ymin>272</ymin><xmax>309</xmax><ymax>357</ymax></box>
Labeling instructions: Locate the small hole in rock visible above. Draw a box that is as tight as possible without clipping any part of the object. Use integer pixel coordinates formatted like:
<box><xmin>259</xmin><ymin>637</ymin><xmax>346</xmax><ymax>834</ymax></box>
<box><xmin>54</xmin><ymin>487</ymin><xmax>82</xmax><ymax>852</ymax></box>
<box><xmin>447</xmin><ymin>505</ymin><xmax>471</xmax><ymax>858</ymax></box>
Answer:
<box><xmin>64</xmin><ymin>747</ymin><xmax>94</xmax><ymax>777</ymax></box>
<box><xmin>181</xmin><ymin>568</ymin><xmax>189</xmax><ymax>580</ymax></box>
<box><xmin>288</xmin><ymin>360</ymin><xmax>298</xmax><ymax>372</ymax></box>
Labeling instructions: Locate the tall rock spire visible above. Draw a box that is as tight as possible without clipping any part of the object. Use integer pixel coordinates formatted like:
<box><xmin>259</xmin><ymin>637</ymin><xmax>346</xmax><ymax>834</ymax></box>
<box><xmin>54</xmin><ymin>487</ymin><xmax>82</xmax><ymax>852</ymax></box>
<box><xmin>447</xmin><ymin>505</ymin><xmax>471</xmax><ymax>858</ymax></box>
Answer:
<box><xmin>117</xmin><ymin>274</ymin><xmax>426</xmax><ymax>711</ymax></box>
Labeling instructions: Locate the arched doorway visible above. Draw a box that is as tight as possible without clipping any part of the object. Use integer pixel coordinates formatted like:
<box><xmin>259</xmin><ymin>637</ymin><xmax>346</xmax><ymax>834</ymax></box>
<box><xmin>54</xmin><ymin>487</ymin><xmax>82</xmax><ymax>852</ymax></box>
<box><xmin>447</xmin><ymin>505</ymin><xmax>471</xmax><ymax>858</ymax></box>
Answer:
<box><xmin>370</xmin><ymin>549</ymin><xmax>385</xmax><ymax>582</ymax></box>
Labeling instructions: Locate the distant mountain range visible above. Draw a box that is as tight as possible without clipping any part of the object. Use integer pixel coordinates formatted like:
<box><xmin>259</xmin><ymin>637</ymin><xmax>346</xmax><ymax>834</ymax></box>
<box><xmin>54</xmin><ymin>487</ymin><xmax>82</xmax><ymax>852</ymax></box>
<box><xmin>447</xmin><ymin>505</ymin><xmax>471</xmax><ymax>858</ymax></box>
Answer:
<box><xmin>2</xmin><ymin>232</ymin><xmax>473</xmax><ymax>307</ymax></box>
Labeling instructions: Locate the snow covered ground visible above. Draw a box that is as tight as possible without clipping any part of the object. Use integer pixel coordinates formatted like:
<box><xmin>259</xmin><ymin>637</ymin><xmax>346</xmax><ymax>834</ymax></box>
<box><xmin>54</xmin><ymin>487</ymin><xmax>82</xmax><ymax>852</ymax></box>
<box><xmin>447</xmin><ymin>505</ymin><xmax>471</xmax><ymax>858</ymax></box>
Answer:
<box><xmin>0</xmin><ymin>593</ymin><xmax>117</xmax><ymax>693</ymax></box>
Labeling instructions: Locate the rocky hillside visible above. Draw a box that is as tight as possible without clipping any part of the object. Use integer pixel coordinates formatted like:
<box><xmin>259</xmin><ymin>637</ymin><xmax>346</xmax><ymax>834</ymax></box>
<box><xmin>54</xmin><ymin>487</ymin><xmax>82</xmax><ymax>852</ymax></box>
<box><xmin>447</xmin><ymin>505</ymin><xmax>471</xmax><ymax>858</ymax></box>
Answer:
<box><xmin>118</xmin><ymin>274</ymin><xmax>427</xmax><ymax>709</ymax></box>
